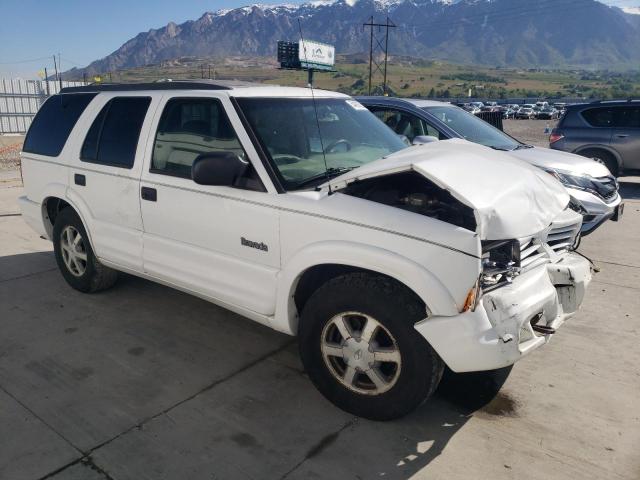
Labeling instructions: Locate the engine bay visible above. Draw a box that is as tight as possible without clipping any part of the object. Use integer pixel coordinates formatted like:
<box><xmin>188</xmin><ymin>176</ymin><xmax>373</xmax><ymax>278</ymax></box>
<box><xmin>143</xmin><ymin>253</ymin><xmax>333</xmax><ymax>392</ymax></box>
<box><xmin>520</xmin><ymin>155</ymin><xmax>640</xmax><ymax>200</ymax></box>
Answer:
<box><xmin>338</xmin><ymin>171</ymin><xmax>477</xmax><ymax>232</ymax></box>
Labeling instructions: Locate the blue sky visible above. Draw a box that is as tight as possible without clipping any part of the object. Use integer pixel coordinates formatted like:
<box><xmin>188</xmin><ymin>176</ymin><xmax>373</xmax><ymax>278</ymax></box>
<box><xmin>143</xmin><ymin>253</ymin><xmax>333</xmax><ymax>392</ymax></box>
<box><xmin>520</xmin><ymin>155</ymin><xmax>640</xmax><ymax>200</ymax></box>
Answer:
<box><xmin>1</xmin><ymin>0</ymin><xmax>639</xmax><ymax>78</ymax></box>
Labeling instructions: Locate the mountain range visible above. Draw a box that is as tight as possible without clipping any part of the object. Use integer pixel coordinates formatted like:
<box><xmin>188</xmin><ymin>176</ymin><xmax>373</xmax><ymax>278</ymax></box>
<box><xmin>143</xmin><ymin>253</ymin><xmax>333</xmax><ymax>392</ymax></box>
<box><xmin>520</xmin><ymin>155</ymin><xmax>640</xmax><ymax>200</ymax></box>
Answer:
<box><xmin>65</xmin><ymin>0</ymin><xmax>640</xmax><ymax>78</ymax></box>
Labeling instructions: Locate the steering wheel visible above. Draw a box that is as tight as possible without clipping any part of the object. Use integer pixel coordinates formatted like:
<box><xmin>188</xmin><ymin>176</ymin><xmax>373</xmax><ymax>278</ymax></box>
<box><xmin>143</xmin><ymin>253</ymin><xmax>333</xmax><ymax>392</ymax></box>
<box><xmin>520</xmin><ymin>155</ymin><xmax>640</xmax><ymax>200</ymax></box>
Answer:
<box><xmin>324</xmin><ymin>139</ymin><xmax>352</xmax><ymax>154</ymax></box>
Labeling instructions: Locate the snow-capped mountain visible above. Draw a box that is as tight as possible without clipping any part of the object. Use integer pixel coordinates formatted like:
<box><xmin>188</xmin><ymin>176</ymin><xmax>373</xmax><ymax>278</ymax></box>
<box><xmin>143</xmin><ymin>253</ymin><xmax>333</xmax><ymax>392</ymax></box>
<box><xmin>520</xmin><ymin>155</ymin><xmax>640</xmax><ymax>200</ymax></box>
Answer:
<box><xmin>67</xmin><ymin>0</ymin><xmax>640</xmax><ymax>76</ymax></box>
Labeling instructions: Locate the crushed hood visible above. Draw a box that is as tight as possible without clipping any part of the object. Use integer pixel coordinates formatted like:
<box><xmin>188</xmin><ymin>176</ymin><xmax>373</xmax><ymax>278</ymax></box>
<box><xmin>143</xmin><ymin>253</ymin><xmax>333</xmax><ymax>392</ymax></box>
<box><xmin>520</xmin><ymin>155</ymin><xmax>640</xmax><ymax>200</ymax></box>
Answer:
<box><xmin>507</xmin><ymin>146</ymin><xmax>612</xmax><ymax>178</ymax></box>
<box><xmin>327</xmin><ymin>139</ymin><xmax>570</xmax><ymax>240</ymax></box>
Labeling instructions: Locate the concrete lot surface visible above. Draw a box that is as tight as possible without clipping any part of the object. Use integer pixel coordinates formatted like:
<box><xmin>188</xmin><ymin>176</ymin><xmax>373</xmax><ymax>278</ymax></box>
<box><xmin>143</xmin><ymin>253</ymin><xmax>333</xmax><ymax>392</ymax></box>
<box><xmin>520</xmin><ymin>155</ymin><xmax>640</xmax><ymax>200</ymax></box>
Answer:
<box><xmin>1</xmin><ymin>175</ymin><xmax>639</xmax><ymax>480</ymax></box>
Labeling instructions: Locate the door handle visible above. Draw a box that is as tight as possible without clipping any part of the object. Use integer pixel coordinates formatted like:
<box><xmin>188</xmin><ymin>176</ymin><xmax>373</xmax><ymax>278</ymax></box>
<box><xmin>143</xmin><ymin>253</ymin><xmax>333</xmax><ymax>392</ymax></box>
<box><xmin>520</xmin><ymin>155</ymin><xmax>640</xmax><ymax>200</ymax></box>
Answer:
<box><xmin>74</xmin><ymin>174</ymin><xmax>86</xmax><ymax>186</ymax></box>
<box><xmin>616</xmin><ymin>134</ymin><xmax>629</xmax><ymax>138</ymax></box>
<box><xmin>141</xmin><ymin>186</ymin><xmax>157</xmax><ymax>202</ymax></box>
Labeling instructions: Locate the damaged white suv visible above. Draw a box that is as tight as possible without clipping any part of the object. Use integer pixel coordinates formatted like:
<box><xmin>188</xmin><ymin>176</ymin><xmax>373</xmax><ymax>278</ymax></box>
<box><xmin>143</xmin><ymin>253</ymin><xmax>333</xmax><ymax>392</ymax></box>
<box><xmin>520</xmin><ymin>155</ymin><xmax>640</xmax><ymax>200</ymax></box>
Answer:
<box><xmin>19</xmin><ymin>81</ymin><xmax>592</xmax><ymax>420</ymax></box>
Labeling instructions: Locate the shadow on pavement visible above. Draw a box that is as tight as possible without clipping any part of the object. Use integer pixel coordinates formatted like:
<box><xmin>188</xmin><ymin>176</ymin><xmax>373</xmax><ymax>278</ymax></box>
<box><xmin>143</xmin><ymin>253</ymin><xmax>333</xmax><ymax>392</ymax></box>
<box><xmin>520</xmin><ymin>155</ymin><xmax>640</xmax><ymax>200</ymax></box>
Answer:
<box><xmin>618</xmin><ymin>180</ymin><xmax>640</xmax><ymax>200</ymax></box>
<box><xmin>298</xmin><ymin>366</ymin><xmax>515</xmax><ymax>479</ymax></box>
<box><xmin>0</xmin><ymin>251</ymin><xmax>512</xmax><ymax>480</ymax></box>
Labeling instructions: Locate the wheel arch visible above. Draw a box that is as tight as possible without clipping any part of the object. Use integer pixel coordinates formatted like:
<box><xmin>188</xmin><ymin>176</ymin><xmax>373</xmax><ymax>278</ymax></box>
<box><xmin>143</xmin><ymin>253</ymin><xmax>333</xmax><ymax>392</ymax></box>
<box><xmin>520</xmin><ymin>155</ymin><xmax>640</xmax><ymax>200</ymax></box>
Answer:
<box><xmin>273</xmin><ymin>241</ymin><xmax>460</xmax><ymax>336</ymax></box>
<box><xmin>41</xmin><ymin>189</ymin><xmax>97</xmax><ymax>254</ymax></box>
<box><xmin>573</xmin><ymin>145</ymin><xmax>622</xmax><ymax>169</ymax></box>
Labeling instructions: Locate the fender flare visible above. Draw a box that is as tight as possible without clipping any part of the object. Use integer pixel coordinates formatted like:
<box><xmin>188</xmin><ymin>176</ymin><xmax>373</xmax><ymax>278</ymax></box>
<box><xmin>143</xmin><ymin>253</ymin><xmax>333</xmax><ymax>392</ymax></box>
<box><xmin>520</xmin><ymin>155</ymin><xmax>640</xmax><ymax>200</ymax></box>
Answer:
<box><xmin>273</xmin><ymin>240</ymin><xmax>461</xmax><ymax>336</ymax></box>
<box><xmin>41</xmin><ymin>184</ymin><xmax>98</xmax><ymax>255</ymax></box>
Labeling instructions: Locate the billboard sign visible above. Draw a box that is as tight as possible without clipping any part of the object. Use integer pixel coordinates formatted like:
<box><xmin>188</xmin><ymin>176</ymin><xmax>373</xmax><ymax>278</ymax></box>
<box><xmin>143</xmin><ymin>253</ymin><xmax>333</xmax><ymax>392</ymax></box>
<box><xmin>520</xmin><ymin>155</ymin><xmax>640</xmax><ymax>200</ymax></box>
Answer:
<box><xmin>298</xmin><ymin>40</ymin><xmax>335</xmax><ymax>69</ymax></box>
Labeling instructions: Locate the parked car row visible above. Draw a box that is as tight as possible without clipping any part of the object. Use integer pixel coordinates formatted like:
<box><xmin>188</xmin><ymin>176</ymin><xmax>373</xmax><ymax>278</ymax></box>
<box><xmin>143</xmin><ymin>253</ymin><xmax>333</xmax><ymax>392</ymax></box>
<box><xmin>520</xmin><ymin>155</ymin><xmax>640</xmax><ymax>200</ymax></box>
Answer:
<box><xmin>20</xmin><ymin>81</ymin><xmax>598</xmax><ymax>420</ymax></box>
<box><xmin>457</xmin><ymin>101</ymin><xmax>565</xmax><ymax>120</ymax></box>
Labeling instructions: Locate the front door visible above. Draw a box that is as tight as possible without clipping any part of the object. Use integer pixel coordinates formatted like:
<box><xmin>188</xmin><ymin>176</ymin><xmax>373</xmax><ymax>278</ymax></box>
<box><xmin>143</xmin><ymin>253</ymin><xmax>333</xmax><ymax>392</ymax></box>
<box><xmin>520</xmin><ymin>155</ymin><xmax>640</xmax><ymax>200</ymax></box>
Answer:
<box><xmin>139</xmin><ymin>94</ymin><xmax>280</xmax><ymax>316</ymax></box>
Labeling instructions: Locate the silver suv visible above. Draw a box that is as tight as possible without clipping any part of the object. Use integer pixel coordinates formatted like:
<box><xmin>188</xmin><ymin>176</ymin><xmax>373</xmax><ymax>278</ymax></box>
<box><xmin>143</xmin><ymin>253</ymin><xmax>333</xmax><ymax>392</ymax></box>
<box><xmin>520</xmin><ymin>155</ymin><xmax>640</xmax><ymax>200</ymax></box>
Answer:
<box><xmin>550</xmin><ymin>100</ymin><xmax>640</xmax><ymax>177</ymax></box>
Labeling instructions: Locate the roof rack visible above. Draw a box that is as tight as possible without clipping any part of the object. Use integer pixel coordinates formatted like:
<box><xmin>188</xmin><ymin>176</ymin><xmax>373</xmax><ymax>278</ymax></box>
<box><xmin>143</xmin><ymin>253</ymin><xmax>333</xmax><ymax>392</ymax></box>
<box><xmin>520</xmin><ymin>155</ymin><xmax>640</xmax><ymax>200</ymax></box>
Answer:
<box><xmin>590</xmin><ymin>98</ymin><xmax>640</xmax><ymax>104</ymax></box>
<box><xmin>59</xmin><ymin>79</ymin><xmax>260</xmax><ymax>94</ymax></box>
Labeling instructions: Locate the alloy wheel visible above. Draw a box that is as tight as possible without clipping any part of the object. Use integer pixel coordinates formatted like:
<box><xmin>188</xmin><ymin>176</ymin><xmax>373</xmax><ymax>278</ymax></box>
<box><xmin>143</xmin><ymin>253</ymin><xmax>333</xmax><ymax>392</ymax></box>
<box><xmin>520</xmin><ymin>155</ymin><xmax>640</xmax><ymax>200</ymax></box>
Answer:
<box><xmin>60</xmin><ymin>226</ymin><xmax>88</xmax><ymax>277</ymax></box>
<box><xmin>320</xmin><ymin>312</ymin><xmax>402</xmax><ymax>395</ymax></box>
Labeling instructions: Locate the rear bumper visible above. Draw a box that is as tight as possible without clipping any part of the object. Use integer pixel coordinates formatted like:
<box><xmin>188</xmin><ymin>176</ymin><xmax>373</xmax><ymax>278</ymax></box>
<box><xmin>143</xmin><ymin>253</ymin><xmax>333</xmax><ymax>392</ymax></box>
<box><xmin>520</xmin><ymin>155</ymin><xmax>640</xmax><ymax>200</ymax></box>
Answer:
<box><xmin>18</xmin><ymin>196</ymin><xmax>48</xmax><ymax>238</ymax></box>
<box><xmin>415</xmin><ymin>253</ymin><xmax>591</xmax><ymax>373</ymax></box>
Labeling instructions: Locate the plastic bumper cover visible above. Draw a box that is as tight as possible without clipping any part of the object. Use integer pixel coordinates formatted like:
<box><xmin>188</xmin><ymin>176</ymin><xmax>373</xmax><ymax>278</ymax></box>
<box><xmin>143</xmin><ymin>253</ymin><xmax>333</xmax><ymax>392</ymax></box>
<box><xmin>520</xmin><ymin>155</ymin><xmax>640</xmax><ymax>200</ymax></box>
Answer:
<box><xmin>415</xmin><ymin>253</ymin><xmax>591</xmax><ymax>373</ymax></box>
<box><xmin>17</xmin><ymin>196</ymin><xmax>47</xmax><ymax>238</ymax></box>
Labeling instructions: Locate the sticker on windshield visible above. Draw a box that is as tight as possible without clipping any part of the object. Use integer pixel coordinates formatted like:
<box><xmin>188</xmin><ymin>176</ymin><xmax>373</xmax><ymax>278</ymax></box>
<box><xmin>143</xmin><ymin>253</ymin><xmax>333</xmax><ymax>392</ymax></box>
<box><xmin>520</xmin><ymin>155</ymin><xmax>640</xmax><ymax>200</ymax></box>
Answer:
<box><xmin>346</xmin><ymin>100</ymin><xmax>367</xmax><ymax>111</ymax></box>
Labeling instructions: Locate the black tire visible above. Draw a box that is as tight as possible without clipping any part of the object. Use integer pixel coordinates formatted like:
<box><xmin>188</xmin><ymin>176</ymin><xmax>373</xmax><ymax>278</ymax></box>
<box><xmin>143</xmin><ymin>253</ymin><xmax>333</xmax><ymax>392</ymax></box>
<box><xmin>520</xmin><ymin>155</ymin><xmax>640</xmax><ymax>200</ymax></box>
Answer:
<box><xmin>580</xmin><ymin>149</ymin><xmax>619</xmax><ymax>177</ymax></box>
<box><xmin>298</xmin><ymin>273</ymin><xmax>444</xmax><ymax>421</ymax></box>
<box><xmin>52</xmin><ymin>207</ymin><xmax>118</xmax><ymax>293</ymax></box>
<box><xmin>437</xmin><ymin>365</ymin><xmax>513</xmax><ymax>412</ymax></box>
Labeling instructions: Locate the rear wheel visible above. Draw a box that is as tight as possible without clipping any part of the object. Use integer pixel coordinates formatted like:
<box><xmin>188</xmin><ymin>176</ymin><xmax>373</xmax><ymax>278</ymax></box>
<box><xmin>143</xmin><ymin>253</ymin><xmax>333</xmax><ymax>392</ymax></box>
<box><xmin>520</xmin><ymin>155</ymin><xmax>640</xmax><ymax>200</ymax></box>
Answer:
<box><xmin>299</xmin><ymin>273</ymin><xmax>444</xmax><ymax>420</ymax></box>
<box><xmin>580</xmin><ymin>149</ymin><xmax>619</xmax><ymax>176</ymax></box>
<box><xmin>53</xmin><ymin>208</ymin><xmax>118</xmax><ymax>293</ymax></box>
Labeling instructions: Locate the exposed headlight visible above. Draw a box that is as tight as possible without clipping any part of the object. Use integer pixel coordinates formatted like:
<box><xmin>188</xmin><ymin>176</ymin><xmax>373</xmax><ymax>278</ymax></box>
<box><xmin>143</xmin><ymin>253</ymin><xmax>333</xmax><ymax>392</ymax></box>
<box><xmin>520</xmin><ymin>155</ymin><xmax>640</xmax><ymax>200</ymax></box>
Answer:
<box><xmin>480</xmin><ymin>239</ymin><xmax>521</xmax><ymax>290</ymax></box>
<box><xmin>543</xmin><ymin>169</ymin><xmax>600</xmax><ymax>197</ymax></box>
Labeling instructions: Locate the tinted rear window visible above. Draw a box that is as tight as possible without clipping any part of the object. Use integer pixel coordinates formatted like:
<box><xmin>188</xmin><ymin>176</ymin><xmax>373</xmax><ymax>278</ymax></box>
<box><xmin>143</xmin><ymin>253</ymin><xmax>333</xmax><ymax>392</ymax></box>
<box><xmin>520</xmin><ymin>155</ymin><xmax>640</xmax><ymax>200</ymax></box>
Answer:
<box><xmin>613</xmin><ymin>107</ymin><xmax>640</xmax><ymax>128</ymax></box>
<box><xmin>581</xmin><ymin>108</ymin><xmax>613</xmax><ymax>127</ymax></box>
<box><xmin>80</xmin><ymin>97</ymin><xmax>151</xmax><ymax>168</ymax></box>
<box><xmin>23</xmin><ymin>93</ymin><xmax>97</xmax><ymax>156</ymax></box>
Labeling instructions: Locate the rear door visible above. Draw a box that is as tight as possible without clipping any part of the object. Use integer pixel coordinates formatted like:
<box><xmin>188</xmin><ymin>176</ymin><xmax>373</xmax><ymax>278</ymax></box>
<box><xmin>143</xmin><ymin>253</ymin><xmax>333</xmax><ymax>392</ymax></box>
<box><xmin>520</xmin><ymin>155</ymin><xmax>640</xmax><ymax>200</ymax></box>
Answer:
<box><xmin>139</xmin><ymin>94</ymin><xmax>280</xmax><ymax>316</ymax></box>
<box><xmin>611</xmin><ymin>106</ymin><xmax>640</xmax><ymax>169</ymax></box>
<box><xmin>66</xmin><ymin>93</ymin><xmax>158</xmax><ymax>271</ymax></box>
<box><xmin>575</xmin><ymin>106</ymin><xmax>614</xmax><ymax>153</ymax></box>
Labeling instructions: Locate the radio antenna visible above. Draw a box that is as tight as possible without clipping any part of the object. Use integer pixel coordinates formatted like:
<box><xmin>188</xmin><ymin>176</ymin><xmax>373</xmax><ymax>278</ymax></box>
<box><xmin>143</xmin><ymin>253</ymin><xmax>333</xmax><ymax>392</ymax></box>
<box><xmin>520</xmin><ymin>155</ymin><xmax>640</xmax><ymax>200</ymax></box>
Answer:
<box><xmin>298</xmin><ymin>18</ymin><xmax>331</xmax><ymax>193</ymax></box>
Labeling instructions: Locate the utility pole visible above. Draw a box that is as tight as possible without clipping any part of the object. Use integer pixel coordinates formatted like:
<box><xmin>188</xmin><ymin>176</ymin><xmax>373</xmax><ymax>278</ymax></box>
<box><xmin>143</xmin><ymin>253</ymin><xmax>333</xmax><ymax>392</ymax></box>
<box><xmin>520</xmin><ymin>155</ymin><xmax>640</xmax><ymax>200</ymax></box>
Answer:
<box><xmin>52</xmin><ymin>55</ymin><xmax>59</xmax><ymax>92</ymax></box>
<box><xmin>44</xmin><ymin>67</ymin><xmax>50</xmax><ymax>96</ymax></box>
<box><xmin>58</xmin><ymin>53</ymin><xmax>62</xmax><ymax>89</ymax></box>
<box><xmin>363</xmin><ymin>16</ymin><xmax>396</xmax><ymax>95</ymax></box>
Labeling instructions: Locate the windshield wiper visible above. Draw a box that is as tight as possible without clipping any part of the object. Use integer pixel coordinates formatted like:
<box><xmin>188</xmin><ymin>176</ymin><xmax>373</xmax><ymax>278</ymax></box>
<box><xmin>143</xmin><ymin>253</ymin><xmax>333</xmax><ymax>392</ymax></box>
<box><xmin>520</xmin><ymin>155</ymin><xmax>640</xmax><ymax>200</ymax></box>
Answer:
<box><xmin>514</xmin><ymin>144</ymin><xmax>534</xmax><ymax>150</ymax></box>
<box><xmin>294</xmin><ymin>166</ymin><xmax>359</xmax><ymax>190</ymax></box>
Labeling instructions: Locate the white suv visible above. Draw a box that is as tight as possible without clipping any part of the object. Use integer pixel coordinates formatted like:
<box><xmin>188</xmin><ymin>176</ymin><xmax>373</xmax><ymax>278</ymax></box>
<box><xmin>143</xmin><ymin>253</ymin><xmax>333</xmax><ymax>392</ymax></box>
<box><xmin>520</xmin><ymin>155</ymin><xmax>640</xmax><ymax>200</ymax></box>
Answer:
<box><xmin>19</xmin><ymin>81</ymin><xmax>592</xmax><ymax>420</ymax></box>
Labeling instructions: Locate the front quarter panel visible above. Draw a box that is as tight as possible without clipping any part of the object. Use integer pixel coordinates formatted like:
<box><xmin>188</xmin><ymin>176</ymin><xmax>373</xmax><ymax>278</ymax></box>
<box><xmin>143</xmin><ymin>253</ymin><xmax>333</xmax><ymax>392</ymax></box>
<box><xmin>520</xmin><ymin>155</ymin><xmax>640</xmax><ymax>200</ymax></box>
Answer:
<box><xmin>273</xmin><ymin>191</ymin><xmax>481</xmax><ymax>334</ymax></box>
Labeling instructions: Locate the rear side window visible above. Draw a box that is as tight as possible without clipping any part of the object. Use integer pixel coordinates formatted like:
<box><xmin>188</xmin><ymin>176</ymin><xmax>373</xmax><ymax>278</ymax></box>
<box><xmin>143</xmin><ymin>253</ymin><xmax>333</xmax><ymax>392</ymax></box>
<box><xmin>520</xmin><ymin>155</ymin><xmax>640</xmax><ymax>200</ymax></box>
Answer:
<box><xmin>581</xmin><ymin>108</ymin><xmax>613</xmax><ymax>127</ymax></box>
<box><xmin>613</xmin><ymin>107</ymin><xmax>640</xmax><ymax>128</ymax></box>
<box><xmin>81</xmin><ymin>97</ymin><xmax>151</xmax><ymax>168</ymax></box>
<box><xmin>23</xmin><ymin>93</ymin><xmax>97</xmax><ymax>157</ymax></box>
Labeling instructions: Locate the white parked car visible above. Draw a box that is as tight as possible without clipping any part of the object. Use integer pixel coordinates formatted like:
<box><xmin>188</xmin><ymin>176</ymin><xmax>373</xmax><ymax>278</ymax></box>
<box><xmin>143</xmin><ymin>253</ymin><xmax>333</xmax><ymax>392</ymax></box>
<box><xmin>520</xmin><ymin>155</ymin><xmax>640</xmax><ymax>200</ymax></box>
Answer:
<box><xmin>19</xmin><ymin>81</ymin><xmax>592</xmax><ymax>420</ymax></box>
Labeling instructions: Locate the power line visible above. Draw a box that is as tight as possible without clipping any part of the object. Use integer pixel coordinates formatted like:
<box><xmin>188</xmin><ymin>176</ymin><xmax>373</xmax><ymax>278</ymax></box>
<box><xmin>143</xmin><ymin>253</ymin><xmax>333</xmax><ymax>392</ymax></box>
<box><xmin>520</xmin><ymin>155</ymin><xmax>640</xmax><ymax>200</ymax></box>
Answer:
<box><xmin>0</xmin><ymin>56</ymin><xmax>52</xmax><ymax>65</ymax></box>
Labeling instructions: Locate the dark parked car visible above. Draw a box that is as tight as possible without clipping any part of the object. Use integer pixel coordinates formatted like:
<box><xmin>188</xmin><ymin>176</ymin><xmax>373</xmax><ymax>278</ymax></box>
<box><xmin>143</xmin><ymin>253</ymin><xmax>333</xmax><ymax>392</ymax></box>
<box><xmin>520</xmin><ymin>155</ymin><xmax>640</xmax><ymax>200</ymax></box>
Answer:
<box><xmin>537</xmin><ymin>107</ymin><xmax>559</xmax><ymax>120</ymax></box>
<box><xmin>550</xmin><ymin>100</ymin><xmax>640</xmax><ymax>176</ymax></box>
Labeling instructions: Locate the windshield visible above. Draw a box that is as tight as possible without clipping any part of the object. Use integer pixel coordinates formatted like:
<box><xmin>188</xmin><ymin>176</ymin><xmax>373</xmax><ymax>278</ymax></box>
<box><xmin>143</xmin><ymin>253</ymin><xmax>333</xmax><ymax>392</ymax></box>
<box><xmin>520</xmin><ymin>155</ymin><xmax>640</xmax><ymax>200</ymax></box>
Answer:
<box><xmin>237</xmin><ymin>97</ymin><xmax>407</xmax><ymax>190</ymax></box>
<box><xmin>423</xmin><ymin>105</ymin><xmax>521</xmax><ymax>151</ymax></box>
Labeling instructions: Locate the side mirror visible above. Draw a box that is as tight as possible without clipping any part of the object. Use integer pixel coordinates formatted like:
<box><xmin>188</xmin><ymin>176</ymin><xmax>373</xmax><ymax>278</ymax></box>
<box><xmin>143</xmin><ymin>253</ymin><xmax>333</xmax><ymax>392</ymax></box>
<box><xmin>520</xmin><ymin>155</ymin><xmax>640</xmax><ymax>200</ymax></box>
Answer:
<box><xmin>192</xmin><ymin>152</ymin><xmax>248</xmax><ymax>186</ymax></box>
<box><xmin>412</xmin><ymin>135</ymin><xmax>439</xmax><ymax>145</ymax></box>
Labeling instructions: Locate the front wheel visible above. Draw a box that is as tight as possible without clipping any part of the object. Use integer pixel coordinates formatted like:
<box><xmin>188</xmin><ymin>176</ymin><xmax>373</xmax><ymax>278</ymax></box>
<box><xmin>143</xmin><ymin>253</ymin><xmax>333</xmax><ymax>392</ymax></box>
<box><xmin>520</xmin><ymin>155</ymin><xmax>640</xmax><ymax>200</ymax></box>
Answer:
<box><xmin>299</xmin><ymin>273</ymin><xmax>444</xmax><ymax>420</ymax></box>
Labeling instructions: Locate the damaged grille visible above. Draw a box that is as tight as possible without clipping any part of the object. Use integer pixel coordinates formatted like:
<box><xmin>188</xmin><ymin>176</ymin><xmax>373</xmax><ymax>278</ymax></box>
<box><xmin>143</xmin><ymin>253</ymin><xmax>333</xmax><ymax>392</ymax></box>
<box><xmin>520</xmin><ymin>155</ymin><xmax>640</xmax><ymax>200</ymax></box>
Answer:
<box><xmin>519</xmin><ymin>216</ymin><xmax>582</xmax><ymax>271</ymax></box>
<box><xmin>483</xmin><ymin>212</ymin><xmax>582</xmax><ymax>291</ymax></box>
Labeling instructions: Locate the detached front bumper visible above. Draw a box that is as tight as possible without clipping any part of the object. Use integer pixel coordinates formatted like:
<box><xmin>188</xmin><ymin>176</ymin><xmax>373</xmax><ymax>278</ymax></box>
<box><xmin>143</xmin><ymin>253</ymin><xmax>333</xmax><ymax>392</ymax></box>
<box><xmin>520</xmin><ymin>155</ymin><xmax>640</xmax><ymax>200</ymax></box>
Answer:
<box><xmin>18</xmin><ymin>195</ymin><xmax>48</xmax><ymax>238</ymax></box>
<box><xmin>415</xmin><ymin>252</ymin><xmax>591</xmax><ymax>373</ymax></box>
